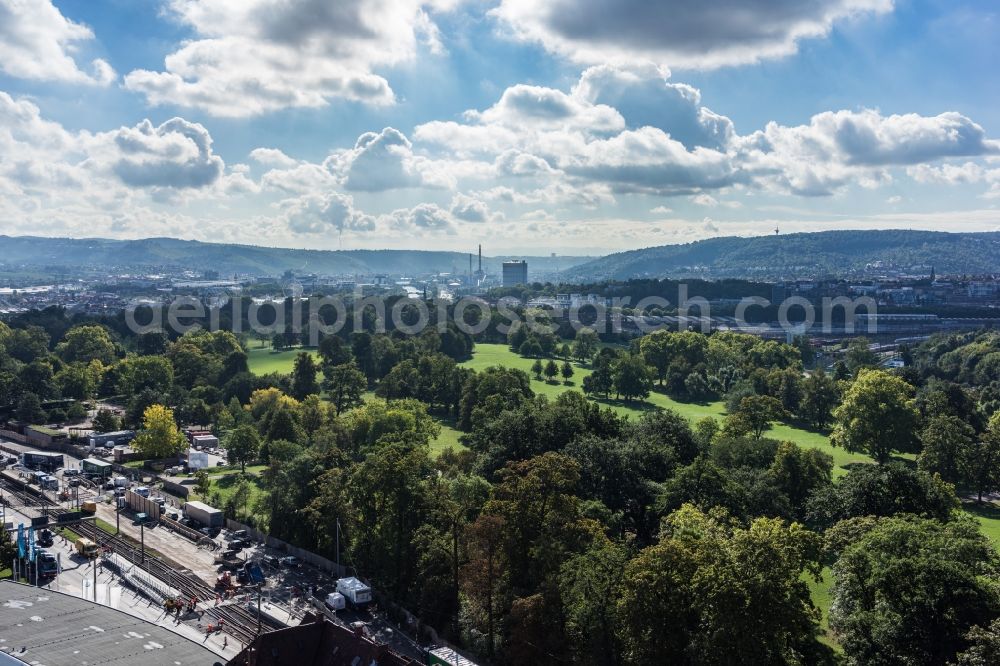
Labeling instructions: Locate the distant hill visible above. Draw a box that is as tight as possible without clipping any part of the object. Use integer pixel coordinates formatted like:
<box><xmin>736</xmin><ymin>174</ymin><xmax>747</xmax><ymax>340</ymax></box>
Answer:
<box><xmin>560</xmin><ymin>230</ymin><xmax>1000</xmax><ymax>280</ymax></box>
<box><xmin>0</xmin><ymin>236</ymin><xmax>591</xmax><ymax>278</ymax></box>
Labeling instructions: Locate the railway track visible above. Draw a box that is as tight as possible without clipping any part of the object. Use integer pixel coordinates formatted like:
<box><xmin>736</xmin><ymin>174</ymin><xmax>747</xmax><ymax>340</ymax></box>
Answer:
<box><xmin>1</xmin><ymin>476</ymin><xmax>278</xmax><ymax>646</ymax></box>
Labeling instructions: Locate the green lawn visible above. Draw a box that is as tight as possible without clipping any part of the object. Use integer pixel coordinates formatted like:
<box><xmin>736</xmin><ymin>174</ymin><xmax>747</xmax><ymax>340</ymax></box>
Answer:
<box><xmin>430</xmin><ymin>420</ymin><xmax>467</xmax><ymax>455</ymax></box>
<box><xmin>246</xmin><ymin>344</ymin><xmax>320</xmax><ymax>375</ymax></box>
<box><xmin>963</xmin><ymin>500</ymin><xmax>1000</xmax><ymax>546</ymax></box>
<box><xmin>807</xmin><ymin>567</ymin><xmax>837</xmax><ymax>650</ymax></box>
<box><xmin>461</xmin><ymin>344</ymin><xmax>853</xmax><ymax>465</ymax></box>
<box><xmin>198</xmin><ymin>471</ymin><xmax>264</xmax><ymax>503</ymax></box>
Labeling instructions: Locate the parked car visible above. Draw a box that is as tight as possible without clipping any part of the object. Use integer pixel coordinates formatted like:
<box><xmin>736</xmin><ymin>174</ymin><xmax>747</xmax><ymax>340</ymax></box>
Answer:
<box><xmin>134</xmin><ymin>486</ymin><xmax>150</xmax><ymax>498</ymax></box>
<box><xmin>263</xmin><ymin>555</ymin><xmax>281</xmax><ymax>568</ymax></box>
<box><xmin>68</xmin><ymin>478</ymin><xmax>82</xmax><ymax>487</ymax></box>
<box><xmin>63</xmin><ymin>469</ymin><xmax>80</xmax><ymax>477</ymax></box>
<box><xmin>228</xmin><ymin>529</ymin><xmax>249</xmax><ymax>541</ymax></box>
<box><xmin>279</xmin><ymin>556</ymin><xmax>300</xmax><ymax>568</ymax></box>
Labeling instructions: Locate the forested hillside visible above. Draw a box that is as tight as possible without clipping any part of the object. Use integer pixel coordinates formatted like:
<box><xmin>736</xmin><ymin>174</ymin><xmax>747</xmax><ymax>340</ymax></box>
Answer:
<box><xmin>0</xmin><ymin>235</ymin><xmax>589</xmax><ymax>277</ymax></box>
<box><xmin>562</xmin><ymin>230</ymin><xmax>1000</xmax><ymax>280</ymax></box>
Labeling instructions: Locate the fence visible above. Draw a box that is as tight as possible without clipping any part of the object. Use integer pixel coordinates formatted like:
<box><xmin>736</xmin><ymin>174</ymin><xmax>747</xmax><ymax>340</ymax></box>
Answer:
<box><xmin>125</xmin><ymin>489</ymin><xmax>162</xmax><ymax>521</ymax></box>
<box><xmin>161</xmin><ymin>479</ymin><xmax>190</xmax><ymax>498</ymax></box>
<box><xmin>0</xmin><ymin>429</ymin><xmax>28</xmax><ymax>445</ymax></box>
<box><xmin>160</xmin><ymin>515</ymin><xmax>209</xmax><ymax>544</ymax></box>
<box><xmin>103</xmin><ymin>552</ymin><xmax>178</xmax><ymax>605</ymax></box>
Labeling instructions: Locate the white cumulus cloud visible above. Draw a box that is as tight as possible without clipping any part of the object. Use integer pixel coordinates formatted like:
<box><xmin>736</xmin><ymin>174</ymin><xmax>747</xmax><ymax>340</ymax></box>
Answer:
<box><xmin>492</xmin><ymin>0</ymin><xmax>894</xmax><ymax>69</ymax></box>
<box><xmin>0</xmin><ymin>0</ymin><xmax>116</xmax><ymax>85</ymax></box>
<box><xmin>124</xmin><ymin>0</ymin><xmax>452</xmax><ymax>117</ymax></box>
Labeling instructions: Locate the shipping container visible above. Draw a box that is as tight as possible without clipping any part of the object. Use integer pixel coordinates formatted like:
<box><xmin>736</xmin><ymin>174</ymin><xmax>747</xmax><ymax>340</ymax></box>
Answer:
<box><xmin>183</xmin><ymin>500</ymin><xmax>223</xmax><ymax>528</ymax></box>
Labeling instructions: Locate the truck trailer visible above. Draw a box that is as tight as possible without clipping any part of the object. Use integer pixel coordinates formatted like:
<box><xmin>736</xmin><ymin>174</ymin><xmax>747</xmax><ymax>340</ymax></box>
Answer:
<box><xmin>183</xmin><ymin>500</ymin><xmax>223</xmax><ymax>528</ymax></box>
<box><xmin>20</xmin><ymin>451</ymin><xmax>63</xmax><ymax>473</ymax></box>
<box><xmin>81</xmin><ymin>458</ymin><xmax>113</xmax><ymax>480</ymax></box>
<box><xmin>427</xmin><ymin>647</ymin><xmax>479</xmax><ymax>666</ymax></box>
<box><xmin>192</xmin><ymin>434</ymin><xmax>219</xmax><ymax>450</ymax></box>
<box><xmin>88</xmin><ymin>430</ymin><xmax>135</xmax><ymax>449</ymax></box>
<box><xmin>335</xmin><ymin>577</ymin><xmax>372</xmax><ymax>608</ymax></box>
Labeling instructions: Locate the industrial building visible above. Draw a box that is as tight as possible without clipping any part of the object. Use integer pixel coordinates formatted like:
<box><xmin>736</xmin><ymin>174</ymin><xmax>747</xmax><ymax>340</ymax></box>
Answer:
<box><xmin>0</xmin><ymin>580</ymin><xmax>219</xmax><ymax>665</ymax></box>
<box><xmin>502</xmin><ymin>260</ymin><xmax>528</xmax><ymax>287</ymax></box>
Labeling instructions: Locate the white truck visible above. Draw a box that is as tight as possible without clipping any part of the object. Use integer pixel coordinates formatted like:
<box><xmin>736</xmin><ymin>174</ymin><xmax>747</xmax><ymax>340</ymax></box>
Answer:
<box><xmin>187</xmin><ymin>449</ymin><xmax>209</xmax><ymax>470</ymax></box>
<box><xmin>335</xmin><ymin>577</ymin><xmax>372</xmax><ymax>609</ymax></box>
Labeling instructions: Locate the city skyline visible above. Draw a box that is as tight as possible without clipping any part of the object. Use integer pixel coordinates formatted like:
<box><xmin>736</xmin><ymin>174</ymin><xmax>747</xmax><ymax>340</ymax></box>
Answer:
<box><xmin>0</xmin><ymin>0</ymin><xmax>998</xmax><ymax>255</ymax></box>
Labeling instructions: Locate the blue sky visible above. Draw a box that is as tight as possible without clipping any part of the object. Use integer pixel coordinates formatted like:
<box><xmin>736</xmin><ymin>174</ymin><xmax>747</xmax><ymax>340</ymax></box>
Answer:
<box><xmin>0</xmin><ymin>0</ymin><xmax>998</xmax><ymax>255</ymax></box>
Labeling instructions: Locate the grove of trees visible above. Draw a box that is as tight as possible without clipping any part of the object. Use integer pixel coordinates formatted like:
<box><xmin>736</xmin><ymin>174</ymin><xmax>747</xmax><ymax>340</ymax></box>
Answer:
<box><xmin>0</xmin><ymin>306</ymin><xmax>998</xmax><ymax>664</ymax></box>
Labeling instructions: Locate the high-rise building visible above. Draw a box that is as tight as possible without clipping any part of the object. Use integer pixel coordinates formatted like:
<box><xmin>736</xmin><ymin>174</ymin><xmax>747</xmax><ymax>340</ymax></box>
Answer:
<box><xmin>502</xmin><ymin>260</ymin><xmax>528</xmax><ymax>287</ymax></box>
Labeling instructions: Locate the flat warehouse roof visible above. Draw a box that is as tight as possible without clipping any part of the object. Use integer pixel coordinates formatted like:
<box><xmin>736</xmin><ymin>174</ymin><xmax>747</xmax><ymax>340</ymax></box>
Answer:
<box><xmin>0</xmin><ymin>580</ymin><xmax>220</xmax><ymax>665</ymax></box>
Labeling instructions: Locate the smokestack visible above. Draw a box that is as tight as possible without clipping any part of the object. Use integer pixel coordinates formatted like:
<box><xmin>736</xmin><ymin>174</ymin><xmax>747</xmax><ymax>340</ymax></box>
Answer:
<box><xmin>478</xmin><ymin>244</ymin><xmax>482</xmax><ymax>272</ymax></box>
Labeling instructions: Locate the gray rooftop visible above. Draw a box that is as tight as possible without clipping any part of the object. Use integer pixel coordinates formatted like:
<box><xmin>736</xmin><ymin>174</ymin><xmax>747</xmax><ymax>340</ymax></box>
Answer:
<box><xmin>0</xmin><ymin>580</ymin><xmax>220</xmax><ymax>665</ymax></box>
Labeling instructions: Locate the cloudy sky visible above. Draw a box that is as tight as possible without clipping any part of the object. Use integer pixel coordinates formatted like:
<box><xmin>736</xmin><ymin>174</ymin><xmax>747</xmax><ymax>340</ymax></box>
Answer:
<box><xmin>0</xmin><ymin>0</ymin><xmax>998</xmax><ymax>255</ymax></box>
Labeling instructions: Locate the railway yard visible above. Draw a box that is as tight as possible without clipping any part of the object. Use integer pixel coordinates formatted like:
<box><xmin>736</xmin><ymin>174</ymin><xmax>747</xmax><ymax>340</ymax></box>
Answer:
<box><xmin>0</xmin><ymin>437</ymin><xmax>428</xmax><ymax>662</ymax></box>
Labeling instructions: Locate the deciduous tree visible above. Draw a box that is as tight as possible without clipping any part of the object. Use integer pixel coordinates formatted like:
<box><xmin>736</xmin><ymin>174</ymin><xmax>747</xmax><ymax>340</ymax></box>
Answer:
<box><xmin>830</xmin><ymin>516</ymin><xmax>999</xmax><ymax>665</ymax></box>
<box><xmin>918</xmin><ymin>414</ymin><xmax>975</xmax><ymax>485</ymax></box>
<box><xmin>831</xmin><ymin>369</ymin><xmax>920</xmax><ymax>464</ymax></box>
<box><xmin>226</xmin><ymin>424</ymin><xmax>262</xmax><ymax>473</ymax></box>
<box><xmin>132</xmin><ymin>404</ymin><xmax>186</xmax><ymax>459</ymax></box>
<box><xmin>323</xmin><ymin>362</ymin><xmax>366</xmax><ymax>416</ymax></box>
